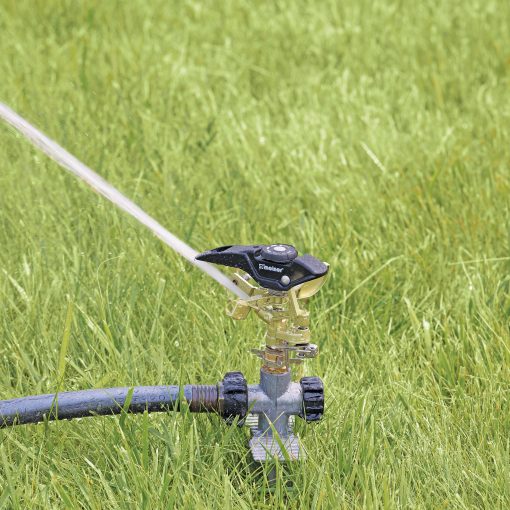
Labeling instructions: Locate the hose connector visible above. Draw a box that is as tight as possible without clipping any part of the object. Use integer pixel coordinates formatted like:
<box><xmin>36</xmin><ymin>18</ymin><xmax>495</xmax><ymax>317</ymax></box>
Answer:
<box><xmin>185</xmin><ymin>372</ymin><xmax>248</xmax><ymax>425</ymax></box>
<box><xmin>218</xmin><ymin>372</ymin><xmax>248</xmax><ymax>426</ymax></box>
<box><xmin>187</xmin><ymin>385</ymin><xmax>219</xmax><ymax>413</ymax></box>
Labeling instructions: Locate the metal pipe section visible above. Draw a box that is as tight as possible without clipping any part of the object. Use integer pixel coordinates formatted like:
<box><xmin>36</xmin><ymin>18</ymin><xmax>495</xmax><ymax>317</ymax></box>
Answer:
<box><xmin>247</xmin><ymin>369</ymin><xmax>302</xmax><ymax>461</ymax></box>
<box><xmin>0</xmin><ymin>102</ymin><xmax>249</xmax><ymax>300</ymax></box>
<box><xmin>248</xmin><ymin>370</ymin><xmax>302</xmax><ymax>438</ymax></box>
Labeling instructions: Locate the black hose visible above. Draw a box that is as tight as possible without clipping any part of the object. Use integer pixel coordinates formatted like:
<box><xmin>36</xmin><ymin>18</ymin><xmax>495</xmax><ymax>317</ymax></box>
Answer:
<box><xmin>0</xmin><ymin>386</ymin><xmax>181</xmax><ymax>427</ymax></box>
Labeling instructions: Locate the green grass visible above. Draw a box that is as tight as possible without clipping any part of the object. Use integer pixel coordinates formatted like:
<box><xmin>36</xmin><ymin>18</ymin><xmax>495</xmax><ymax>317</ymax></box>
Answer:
<box><xmin>0</xmin><ymin>0</ymin><xmax>510</xmax><ymax>507</ymax></box>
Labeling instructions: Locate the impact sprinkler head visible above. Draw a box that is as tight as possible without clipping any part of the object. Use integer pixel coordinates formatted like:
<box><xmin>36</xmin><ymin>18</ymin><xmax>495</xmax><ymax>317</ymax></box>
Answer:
<box><xmin>196</xmin><ymin>244</ymin><xmax>329</xmax><ymax>462</ymax></box>
<box><xmin>0</xmin><ymin>104</ymin><xmax>330</xmax><ymax>481</ymax></box>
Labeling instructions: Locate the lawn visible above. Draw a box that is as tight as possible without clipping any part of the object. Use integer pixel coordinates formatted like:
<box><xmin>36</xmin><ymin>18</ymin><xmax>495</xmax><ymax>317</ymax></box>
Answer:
<box><xmin>0</xmin><ymin>0</ymin><xmax>510</xmax><ymax>507</ymax></box>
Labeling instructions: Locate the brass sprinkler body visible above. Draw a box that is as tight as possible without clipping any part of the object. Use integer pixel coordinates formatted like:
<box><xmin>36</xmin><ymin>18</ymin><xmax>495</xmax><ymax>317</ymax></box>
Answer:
<box><xmin>196</xmin><ymin>244</ymin><xmax>328</xmax><ymax>461</ymax></box>
<box><xmin>228</xmin><ymin>271</ymin><xmax>322</xmax><ymax>372</ymax></box>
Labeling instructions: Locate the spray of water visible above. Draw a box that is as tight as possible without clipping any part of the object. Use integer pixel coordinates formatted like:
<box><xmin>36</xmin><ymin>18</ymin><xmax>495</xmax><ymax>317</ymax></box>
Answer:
<box><xmin>0</xmin><ymin>102</ymin><xmax>248</xmax><ymax>299</ymax></box>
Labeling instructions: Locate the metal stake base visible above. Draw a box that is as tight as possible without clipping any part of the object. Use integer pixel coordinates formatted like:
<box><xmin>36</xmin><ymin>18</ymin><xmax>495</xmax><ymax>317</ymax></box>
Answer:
<box><xmin>246</xmin><ymin>369</ymin><xmax>304</xmax><ymax>462</ymax></box>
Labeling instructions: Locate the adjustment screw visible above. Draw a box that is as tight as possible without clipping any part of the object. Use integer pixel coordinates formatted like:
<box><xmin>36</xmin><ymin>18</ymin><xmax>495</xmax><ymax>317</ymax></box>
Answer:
<box><xmin>280</xmin><ymin>275</ymin><xmax>290</xmax><ymax>285</ymax></box>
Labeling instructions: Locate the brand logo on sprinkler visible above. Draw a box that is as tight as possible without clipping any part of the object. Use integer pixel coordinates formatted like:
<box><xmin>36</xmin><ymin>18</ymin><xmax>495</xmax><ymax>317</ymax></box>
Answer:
<box><xmin>259</xmin><ymin>263</ymin><xmax>284</xmax><ymax>273</ymax></box>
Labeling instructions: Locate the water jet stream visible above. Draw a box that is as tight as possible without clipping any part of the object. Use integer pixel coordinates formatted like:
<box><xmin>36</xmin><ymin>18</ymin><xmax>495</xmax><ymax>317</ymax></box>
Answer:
<box><xmin>0</xmin><ymin>102</ymin><xmax>247</xmax><ymax>299</ymax></box>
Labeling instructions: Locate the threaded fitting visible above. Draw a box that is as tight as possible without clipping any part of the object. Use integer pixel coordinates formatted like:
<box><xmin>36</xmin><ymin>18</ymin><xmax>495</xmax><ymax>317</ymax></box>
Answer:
<box><xmin>188</xmin><ymin>385</ymin><xmax>219</xmax><ymax>413</ymax></box>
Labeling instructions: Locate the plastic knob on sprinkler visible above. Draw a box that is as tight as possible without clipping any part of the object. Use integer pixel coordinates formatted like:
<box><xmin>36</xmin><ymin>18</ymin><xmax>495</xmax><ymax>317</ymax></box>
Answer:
<box><xmin>260</xmin><ymin>244</ymin><xmax>298</xmax><ymax>263</ymax></box>
<box><xmin>219</xmin><ymin>371</ymin><xmax>248</xmax><ymax>426</ymax></box>
<box><xmin>299</xmin><ymin>376</ymin><xmax>324</xmax><ymax>422</ymax></box>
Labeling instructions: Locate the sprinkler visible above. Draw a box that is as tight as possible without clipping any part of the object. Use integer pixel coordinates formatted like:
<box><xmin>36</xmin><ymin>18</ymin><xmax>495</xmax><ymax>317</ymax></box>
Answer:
<box><xmin>0</xmin><ymin>103</ymin><xmax>329</xmax><ymax>465</ymax></box>
<box><xmin>0</xmin><ymin>243</ymin><xmax>328</xmax><ymax>464</ymax></box>
<box><xmin>196</xmin><ymin>243</ymin><xmax>328</xmax><ymax>461</ymax></box>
